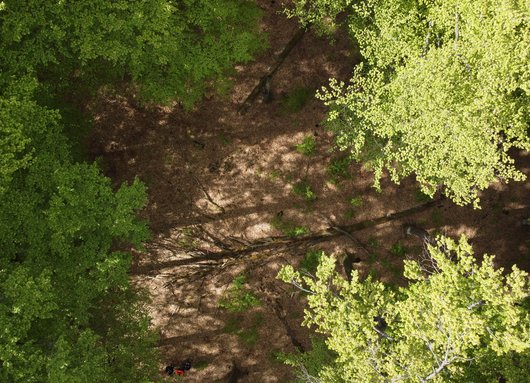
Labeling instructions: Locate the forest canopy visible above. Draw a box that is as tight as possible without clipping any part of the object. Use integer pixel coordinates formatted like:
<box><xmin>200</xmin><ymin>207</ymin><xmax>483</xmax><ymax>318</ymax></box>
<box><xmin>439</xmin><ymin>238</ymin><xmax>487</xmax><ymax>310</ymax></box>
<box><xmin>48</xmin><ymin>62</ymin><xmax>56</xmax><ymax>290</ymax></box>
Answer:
<box><xmin>0</xmin><ymin>1</ymin><xmax>264</xmax><ymax>381</ymax></box>
<box><xmin>279</xmin><ymin>236</ymin><xmax>530</xmax><ymax>382</ymax></box>
<box><xmin>0</xmin><ymin>0</ymin><xmax>265</xmax><ymax>106</ymax></box>
<box><xmin>1</xmin><ymin>0</ymin><xmax>529</xmax><ymax>382</ymax></box>
<box><xmin>288</xmin><ymin>0</ymin><xmax>530</xmax><ymax>207</ymax></box>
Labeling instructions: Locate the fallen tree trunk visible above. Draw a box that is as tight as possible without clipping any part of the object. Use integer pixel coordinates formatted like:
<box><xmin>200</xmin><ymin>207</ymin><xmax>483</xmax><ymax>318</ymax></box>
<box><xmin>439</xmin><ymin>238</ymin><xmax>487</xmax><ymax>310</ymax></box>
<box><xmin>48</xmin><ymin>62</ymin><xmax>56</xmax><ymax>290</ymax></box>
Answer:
<box><xmin>139</xmin><ymin>199</ymin><xmax>441</xmax><ymax>275</ymax></box>
<box><xmin>238</xmin><ymin>26</ymin><xmax>309</xmax><ymax>115</ymax></box>
<box><xmin>224</xmin><ymin>198</ymin><xmax>440</xmax><ymax>255</ymax></box>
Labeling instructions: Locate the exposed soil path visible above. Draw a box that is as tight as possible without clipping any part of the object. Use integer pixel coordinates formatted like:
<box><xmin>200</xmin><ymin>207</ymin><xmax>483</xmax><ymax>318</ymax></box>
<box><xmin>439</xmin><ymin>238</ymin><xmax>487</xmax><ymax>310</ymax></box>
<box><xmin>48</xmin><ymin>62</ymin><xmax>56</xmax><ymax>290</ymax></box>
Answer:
<box><xmin>85</xmin><ymin>1</ymin><xmax>530</xmax><ymax>382</ymax></box>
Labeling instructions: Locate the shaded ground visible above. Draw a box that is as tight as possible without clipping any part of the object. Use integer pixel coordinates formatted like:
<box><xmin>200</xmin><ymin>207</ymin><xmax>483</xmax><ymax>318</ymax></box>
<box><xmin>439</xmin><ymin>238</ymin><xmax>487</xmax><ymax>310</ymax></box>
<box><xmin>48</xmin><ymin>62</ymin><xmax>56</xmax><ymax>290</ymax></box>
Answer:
<box><xmin>86</xmin><ymin>1</ymin><xmax>530</xmax><ymax>382</ymax></box>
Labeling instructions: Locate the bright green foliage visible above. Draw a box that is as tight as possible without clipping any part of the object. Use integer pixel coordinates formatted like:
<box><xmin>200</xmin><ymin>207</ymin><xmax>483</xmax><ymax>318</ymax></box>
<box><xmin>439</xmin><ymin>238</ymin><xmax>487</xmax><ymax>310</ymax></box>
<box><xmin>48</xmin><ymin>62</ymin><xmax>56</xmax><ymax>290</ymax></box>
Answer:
<box><xmin>278</xmin><ymin>236</ymin><xmax>530</xmax><ymax>382</ymax></box>
<box><xmin>289</xmin><ymin>0</ymin><xmax>530</xmax><ymax>207</ymax></box>
<box><xmin>219</xmin><ymin>275</ymin><xmax>260</xmax><ymax>312</ymax></box>
<box><xmin>296</xmin><ymin>136</ymin><xmax>317</xmax><ymax>156</ymax></box>
<box><xmin>271</xmin><ymin>215</ymin><xmax>310</xmax><ymax>238</ymax></box>
<box><xmin>284</xmin><ymin>0</ymin><xmax>354</xmax><ymax>34</ymax></box>
<box><xmin>349</xmin><ymin>196</ymin><xmax>363</xmax><ymax>207</ymax></box>
<box><xmin>0</xmin><ymin>0</ymin><xmax>264</xmax><ymax>106</ymax></box>
<box><xmin>0</xmin><ymin>81</ymin><xmax>158</xmax><ymax>382</ymax></box>
<box><xmin>293</xmin><ymin>180</ymin><xmax>317</xmax><ymax>201</ymax></box>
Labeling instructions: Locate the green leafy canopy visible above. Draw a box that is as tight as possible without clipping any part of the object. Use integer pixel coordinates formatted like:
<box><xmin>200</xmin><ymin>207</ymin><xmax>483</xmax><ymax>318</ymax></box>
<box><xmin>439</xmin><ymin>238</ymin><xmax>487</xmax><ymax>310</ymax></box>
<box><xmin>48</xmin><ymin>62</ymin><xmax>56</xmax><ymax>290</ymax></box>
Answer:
<box><xmin>278</xmin><ymin>235</ymin><xmax>530</xmax><ymax>382</ymax></box>
<box><xmin>289</xmin><ymin>0</ymin><xmax>530</xmax><ymax>207</ymax></box>
<box><xmin>0</xmin><ymin>0</ymin><xmax>265</xmax><ymax>106</ymax></box>
<box><xmin>0</xmin><ymin>79</ymin><xmax>157</xmax><ymax>382</ymax></box>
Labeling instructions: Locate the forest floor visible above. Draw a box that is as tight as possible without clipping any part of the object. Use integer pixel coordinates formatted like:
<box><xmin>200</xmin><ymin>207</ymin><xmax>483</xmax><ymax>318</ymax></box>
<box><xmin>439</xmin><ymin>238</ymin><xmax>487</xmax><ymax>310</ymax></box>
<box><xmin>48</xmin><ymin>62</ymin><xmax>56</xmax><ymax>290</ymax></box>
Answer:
<box><xmin>86</xmin><ymin>1</ymin><xmax>530</xmax><ymax>382</ymax></box>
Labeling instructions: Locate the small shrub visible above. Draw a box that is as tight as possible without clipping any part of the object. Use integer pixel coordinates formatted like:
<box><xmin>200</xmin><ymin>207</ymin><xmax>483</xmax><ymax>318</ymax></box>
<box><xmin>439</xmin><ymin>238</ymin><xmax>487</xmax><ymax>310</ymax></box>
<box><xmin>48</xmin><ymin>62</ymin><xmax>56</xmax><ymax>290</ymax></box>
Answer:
<box><xmin>223</xmin><ymin>318</ymin><xmax>240</xmax><ymax>333</ymax></box>
<box><xmin>390</xmin><ymin>242</ymin><xmax>408</xmax><ymax>257</ymax></box>
<box><xmin>281</xmin><ymin>87</ymin><xmax>313</xmax><ymax>113</ymax></box>
<box><xmin>268</xmin><ymin>349</ymin><xmax>284</xmax><ymax>364</ymax></box>
<box><xmin>349</xmin><ymin>196</ymin><xmax>363</xmax><ymax>207</ymax></box>
<box><xmin>177</xmin><ymin>227</ymin><xmax>199</xmax><ymax>250</ymax></box>
<box><xmin>222</xmin><ymin>314</ymin><xmax>262</xmax><ymax>347</ymax></box>
<box><xmin>368</xmin><ymin>237</ymin><xmax>380</xmax><ymax>248</ymax></box>
<box><xmin>268</xmin><ymin>169</ymin><xmax>282</xmax><ymax>180</ymax></box>
<box><xmin>219</xmin><ymin>275</ymin><xmax>260</xmax><ymax>312</ymax></box>
<box><xmin>295</xmin><ymin>136</ymin><xmax>316</xmax><ymax>156</ymax></box>
<box><xmin>293</xmin><ymin>180</ymin><xmax>316</xmax><ymax>201</ymax></box>
<box><xmin>345</xmin><ymin>196</ymin><xmax>363</xmax><ymax>219</ymax></box>
<box><xmin>287</xmin><ymin>226</ymin><xmax>309</xmax><ymax>237</ymax></box>
<box><xmin>240</xmin><ymin>314</ymin><xmax>263</xmax><ymax>347</ymax></box>
<box><xmin>328</xmin><ymin>157</ymin><xmax>351</xmax><ymax>183</ymax></box>
<box><xmin>271</xmin><ymin>215</ymin><xmax>309</xmax><ymax>238</ymax></box>
<box><xmin>367</xmin><ymin>252</ymin><xmax>378</xmax><ymax>264</ymax></box>
<box><xmin>239</xmin><ymin>328</ymin><xmax>259</xmax><ymax>346</ymax></box>
<box><xmin>214</xmin><ymin>75</ymin><xmax>235</xmax><ymax>97</ymax></box>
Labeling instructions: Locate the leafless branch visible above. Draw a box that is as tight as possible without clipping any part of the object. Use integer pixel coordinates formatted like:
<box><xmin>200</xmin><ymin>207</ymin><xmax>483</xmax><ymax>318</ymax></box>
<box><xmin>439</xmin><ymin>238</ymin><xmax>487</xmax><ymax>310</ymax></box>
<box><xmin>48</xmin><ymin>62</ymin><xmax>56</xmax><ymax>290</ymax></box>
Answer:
<box><xmin>454</xmin><ymin>12</ymin><xmax>459</xmax><ymax>50</ymax></box>
<box><xmin>423</xmin><ymin>21</ymin><xmax>433</xmax><ymax>57</ymax></box>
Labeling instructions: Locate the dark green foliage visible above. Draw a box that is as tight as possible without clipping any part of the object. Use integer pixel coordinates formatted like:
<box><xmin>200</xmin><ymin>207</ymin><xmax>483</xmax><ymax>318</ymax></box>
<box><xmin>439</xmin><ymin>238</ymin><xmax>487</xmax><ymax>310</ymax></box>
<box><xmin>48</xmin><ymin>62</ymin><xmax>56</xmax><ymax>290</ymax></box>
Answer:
<box><xmin>278</xmin><ymin>337</ymin><xmax>338</xmax><ymax>383</ymax></box>
<box><xmin>390</xmin><ymin>242</ymin><xmax>408</xmax><ymax>257</ymax></box>
<box><xmin>222</xmin><ymin>313</ymin><xmax>263</xmax><ymax>347</ymax></box>
<box><xmin>223</xmin><ymin>317</ymin><xmax>241</xmax><ymax>334</ymax></box>
<box><xmin>0</xmin><ymin>81</ymin><xmax>159</xmax><ymax>382</ymax></box>
<box><xmin>292</xmin><ymin>180</ymin><xmax>317</xmax><ymax>201</ymax></box>
<box><xmin>0</xmin><ymin>0</ymin><xmax>265</xmax><ymax>106</ymax></box>
<box><xmin>193</xmin><ymin>360</ymin><xmax>210</xmax><ymax>370</ymax></box>
<box><xmin>268</xmin><ymin>349</ymin><xmax>285</xmax><ymax>364</ymax></box>
<box><xmin>0</xmin><ymin>1</ymin><xmax>265</xmax><ymax>381</ymax></box>
<box><xmin>415</xmin><ymin>189</ymin><xmax>432</xmax><ymax>203</ymax></box>
<box><xmin>431</xmin><ymin>209</ymin><xmax>444</xmax><ymax>227</ymax></box>
<box><xmin>300</xmin><ymin>250</ymin><xmax>324</xmax><ymax>274</ymax></box>
<box><xmin>327</xmin><ymin>156</ymin><xmax>352</xmax><ymax>183</ymax></box>
<box><xmin>239</xmin><ymin>313</ymin><xmax>264</xmax><ymax>347</ymax></box>
<box><xmin>281</xmin><ymin>87</ymin><xmax>313</xmax><ymax>113</ymax></box>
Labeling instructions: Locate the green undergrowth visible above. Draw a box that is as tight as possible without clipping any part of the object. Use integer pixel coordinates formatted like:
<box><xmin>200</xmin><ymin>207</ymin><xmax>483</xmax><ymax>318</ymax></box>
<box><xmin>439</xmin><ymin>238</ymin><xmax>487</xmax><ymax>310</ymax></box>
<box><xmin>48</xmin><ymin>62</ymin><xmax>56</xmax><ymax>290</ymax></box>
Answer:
<box><xmin>223</xmin><ymin>313</ymin><xmax>264</xmax><ymax>347</ymax></box>
<box><xmin>193</xmin><ymin>360</ymin><xmax>209</xmax><ymax>370</ymax></box>
<box><xmin>281</xmin><ymin>87</ymin><xmax>313</xmax><ymax>114</ymax></box>
<box><xmin>390</xmin><ymin>242</ymin><xmax>408</xmax><ymax>257</ymax></box>
<box><xmin>328</xmin><ymin>156</ymin><xmax>352</xmax><ymax>183</ymax></box>
<box><xmin>345</xmin><ymin>196</ymin><xmax>363</xmax><ymax>218</ymax></box>
<box><xmin>295</xmin><ymin>136</ymin><xmax>317</xmax><ymax>156</ymax></box>
<box><xmin>219</xmin><ymin>275</ymin><xmax>260</xmax><ymax>312</ymax></box>
<box><xmin>271</xmin><ymin>215</ymin><xmax>309</xmax><ymax>237</ymax></box>
<box><xmin>415</xmin><ymin>189</ymin><xmax>433</xmax><ymax>203</ymax></box>
<box><xmin>277</xmin><ymin>337</ymin><xmax>336</xmax><ymax>382</ymax></box>
<box><xmin>300</xmin><ymin>250</ymin><xmax>324</xmax><ymax>274</ymax></box>
<box><xmin>431</xmin><ymin>209</ymin><xmax>444</xmax><ymax>227</ymax></box>
<box><xmin>292</xmin><ymin>180</ymin><xmax>317</xmax><ymax>201</ymax></box>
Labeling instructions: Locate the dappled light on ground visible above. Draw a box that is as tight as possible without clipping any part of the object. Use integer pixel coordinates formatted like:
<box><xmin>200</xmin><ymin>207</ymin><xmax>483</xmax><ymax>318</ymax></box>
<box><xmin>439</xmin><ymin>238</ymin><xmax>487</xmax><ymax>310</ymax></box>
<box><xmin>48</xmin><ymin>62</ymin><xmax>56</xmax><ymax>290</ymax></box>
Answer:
<box><xmin>86</xmin><ymin>1</ymin><xmax>530</xmax><ymax>381</ymax></box>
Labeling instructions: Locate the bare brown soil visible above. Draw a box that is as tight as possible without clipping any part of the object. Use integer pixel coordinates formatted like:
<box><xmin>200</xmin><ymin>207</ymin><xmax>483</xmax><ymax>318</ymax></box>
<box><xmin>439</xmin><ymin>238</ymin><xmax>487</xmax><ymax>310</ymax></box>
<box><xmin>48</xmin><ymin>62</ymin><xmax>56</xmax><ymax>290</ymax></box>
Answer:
<box><xmin>86</xmin><ymin>1</ymin><xmax>530</xmax><ymax>382</ymax></box>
